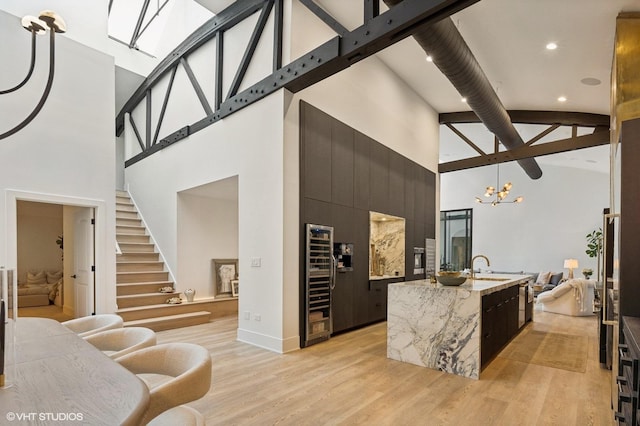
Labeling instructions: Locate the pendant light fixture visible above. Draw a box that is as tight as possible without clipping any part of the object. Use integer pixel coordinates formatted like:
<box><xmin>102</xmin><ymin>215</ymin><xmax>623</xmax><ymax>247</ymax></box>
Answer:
<box><xmin>475</xmin><ymin>164</ymin><xmax>524</xmax><ymax>206</ymax></box>
<box><xmin>0</xmin><ymin>11</ymin><xmax>66</xmax><ymax>140</ymax></box>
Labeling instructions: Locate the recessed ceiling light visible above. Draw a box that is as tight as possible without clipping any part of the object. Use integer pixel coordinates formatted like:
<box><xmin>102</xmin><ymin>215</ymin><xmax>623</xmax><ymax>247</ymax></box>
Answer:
<box><xmin>546</xmin><ymin>42</ymin><xmax>558</xmax><ymax>50</ymax></box>
<box><xmin>426</xmin><ymin>54</ymin><xmax>433</xmax><ymax>62</ymax></box>
<box><xmin>461</xmin><ymin>97</ymin><xmax>467</xmax><ymax>103</ymax></box>
<box><xmin>581</xmin><ymin>77</ymin><xmax>601</xmax><ymax>86</ymax></box>
<box><xmin>557</xmin><ymin>96</ymin><xmax>567</xmax><ymax>102</ymax></box>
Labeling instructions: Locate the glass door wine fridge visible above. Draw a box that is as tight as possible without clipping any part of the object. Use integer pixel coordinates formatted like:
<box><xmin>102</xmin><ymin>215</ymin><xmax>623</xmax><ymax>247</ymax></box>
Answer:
<box><xmin>304</xmin><ymin>224</ymin><xmax>334</xmax><ymax>347</ymax></box>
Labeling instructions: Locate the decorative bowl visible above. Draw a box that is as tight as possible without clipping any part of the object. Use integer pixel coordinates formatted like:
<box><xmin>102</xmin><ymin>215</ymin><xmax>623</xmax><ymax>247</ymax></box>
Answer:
<box><xmin>436</xmin><ymin>275</ymin><xmax>467</xmax><ymax>286</ymax></box>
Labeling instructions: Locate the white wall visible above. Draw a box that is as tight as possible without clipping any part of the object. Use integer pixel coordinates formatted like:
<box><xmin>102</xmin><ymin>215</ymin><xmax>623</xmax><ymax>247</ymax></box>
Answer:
<box><xmin>440</xmin><ymin>162</ymin><xmax>609</xmax><ymax>275</ymax></box>
<box><xmin>125</xmin><ymin>92</ymin><xmax>288</xmax><ymax>351</ymax></box>
<box><xmin>177</xmin><ymin>191</ymin><xmax>239</xmax><ymax>299</ymax></box>
<box><xmin>0</xmin><ymin>9</ymin><xmax>117</xmax><ymax>314</ymax></box>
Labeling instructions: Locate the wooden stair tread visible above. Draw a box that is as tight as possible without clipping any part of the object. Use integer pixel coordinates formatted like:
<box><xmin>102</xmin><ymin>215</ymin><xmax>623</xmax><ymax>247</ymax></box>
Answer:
<box><xmin>116</xmin><ymin>300</ymin><xmax>213</xmax><ymax>313</ymax></box>
<box><xmin>123</xmin><ymin>311</ymin><xmax>210</xmax><ymax>331</ymax></box>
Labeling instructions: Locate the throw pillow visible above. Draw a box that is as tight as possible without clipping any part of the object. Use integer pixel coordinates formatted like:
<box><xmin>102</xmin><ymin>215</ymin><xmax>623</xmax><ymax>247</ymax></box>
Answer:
<box><xmin>549</xmin><ymin>272</ymin><xmax>563</xmax><ymax>286</ymax></box>
<box><xmin>535</xmin><ymin>271</ymin><xmax>551</xmax><ymax>284</ymax></box>
<box><xmin>47</xmin><ymin>270</ymin><xmax>63</xmax><ymax>284</ymax></box>
<box><xmin>27</xmin><ymin>271</ymin><xmax>46</xmax><ymax>285</ymax></box>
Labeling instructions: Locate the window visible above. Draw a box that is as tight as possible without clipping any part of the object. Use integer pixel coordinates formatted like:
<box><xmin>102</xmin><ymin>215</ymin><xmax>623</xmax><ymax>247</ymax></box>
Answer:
<box><xmin>440</xmin><ymin>209</ymin><xmax>472</xmax><ymax>271</ymax></box>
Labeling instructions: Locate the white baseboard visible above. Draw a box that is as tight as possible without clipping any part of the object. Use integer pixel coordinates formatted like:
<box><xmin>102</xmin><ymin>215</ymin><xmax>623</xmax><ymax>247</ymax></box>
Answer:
<box><xmin>236</xmin><ymin>328</ymin><xmax>300</xmax><ymax>353</ymax></box>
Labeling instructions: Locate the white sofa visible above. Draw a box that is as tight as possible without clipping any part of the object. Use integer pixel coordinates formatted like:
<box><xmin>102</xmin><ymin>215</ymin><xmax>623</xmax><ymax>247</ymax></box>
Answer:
<box><xmin>536</xmin><ymin>278</ymin><xmax>595</xmax><ymax>316</ymax></box>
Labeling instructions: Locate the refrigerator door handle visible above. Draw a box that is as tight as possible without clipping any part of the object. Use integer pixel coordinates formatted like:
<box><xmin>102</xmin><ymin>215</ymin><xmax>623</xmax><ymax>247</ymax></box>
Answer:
<box><xmin>330</xmin><ymin>255</ymin><xmax>337</xmax><ymax>290</ymax></box>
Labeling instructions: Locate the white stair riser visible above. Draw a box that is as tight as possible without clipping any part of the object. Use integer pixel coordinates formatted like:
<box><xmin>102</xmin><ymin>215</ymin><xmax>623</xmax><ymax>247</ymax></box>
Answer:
<box><xmin>117</xmin><ymin>282</ymin><xmax>173</xmax><ymax>296</ymax></box>
<box><xmin>117</xmin><ymin>272</ymin><xmax>168</xmax><ymax>283</ymax></box>
<box><xmin>117</xmin><ymin>262</ymin><xmax>164</xmax><ymax>272</ymax></box>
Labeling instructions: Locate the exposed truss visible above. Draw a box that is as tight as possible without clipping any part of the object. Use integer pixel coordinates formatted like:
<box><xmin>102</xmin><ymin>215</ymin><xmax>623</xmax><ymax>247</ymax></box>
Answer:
<box><xmin>117</xmin><ymin>0</ymin><xmax>479</xmax><ymax>167</ymax></box>
<box><xmin>438</xmin><ymin>111</ymin><xmax>611</xmax><ymax>173</ymax></box>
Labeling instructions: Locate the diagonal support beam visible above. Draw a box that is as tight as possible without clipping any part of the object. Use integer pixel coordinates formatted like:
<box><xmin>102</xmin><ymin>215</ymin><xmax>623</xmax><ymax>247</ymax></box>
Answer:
<box><xmin>181</xmin><ymin>57</ymin><xmax>214</xmax><ymax>116</ymax></box>
<box><xmin>300</xmin><ymin>0</ymin><xmax>348</xmax><ymax>35</ymax></box>
<box><xmin>445</xmin><ymin>123</ymin><xmax>486</xmax><ymax>156</ymax></box>
<box><xmin>227</xmin><ymin>0</ymin><xmax>274</xmax><ymax>99</ymax></box>
<box><xmin>128</xmin><ymin>115</ymin><xmax>146</xmax><ymax>152</ymax></box>
<box><xmin>152</xmin><ymin>65</ymin><xmax>178</xmax><ymax>146</ymax></box>
<box><xmin>129</xmin><ymin>0</ymin><xmax>152</xmax><ymax>48</ymax></box>
<box><xmin>525</xmin><ymin>123</ymin><xmax>560</xmax><ymax>146</ymax></box>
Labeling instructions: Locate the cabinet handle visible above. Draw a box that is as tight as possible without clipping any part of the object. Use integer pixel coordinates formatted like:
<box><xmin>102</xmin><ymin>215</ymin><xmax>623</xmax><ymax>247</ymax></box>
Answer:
<box><xmin>620</xmin><ymin>356</ymin><xmax>633</xmax><ymax>367</ymax></box>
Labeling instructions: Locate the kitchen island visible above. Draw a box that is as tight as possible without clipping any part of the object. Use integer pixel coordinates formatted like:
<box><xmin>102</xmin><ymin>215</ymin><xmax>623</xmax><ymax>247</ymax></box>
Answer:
<box><xmin>387</xmin><ymin>274</ymin><xmax>532</xmax><ymax>379</ymax></box>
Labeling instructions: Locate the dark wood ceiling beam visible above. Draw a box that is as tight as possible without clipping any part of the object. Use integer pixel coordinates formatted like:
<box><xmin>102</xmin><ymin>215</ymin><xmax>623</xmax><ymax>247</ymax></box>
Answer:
<box><xmin>440</xmin><ymin>110</ymin><xmax>610</xmax><ymax>127</ymax></box>
<box><xmin>439</xmin><ymin>129</ymin><xmax>610</xmax><ymax>173</ymax></box>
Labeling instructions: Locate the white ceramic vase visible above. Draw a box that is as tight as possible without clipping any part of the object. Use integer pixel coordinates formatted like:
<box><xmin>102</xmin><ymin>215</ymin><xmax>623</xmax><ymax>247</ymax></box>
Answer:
<box><xmin>184</xmin><ymin>288</ymin><xmax>195</xmax><ymax>302</ymax></box>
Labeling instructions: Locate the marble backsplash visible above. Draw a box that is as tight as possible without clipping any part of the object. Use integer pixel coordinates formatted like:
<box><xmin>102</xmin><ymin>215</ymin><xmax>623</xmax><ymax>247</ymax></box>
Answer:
<box><xmin>370</xmin><ymin>214</ymin><xmax>405</xmax><ymax>277</ymax></box>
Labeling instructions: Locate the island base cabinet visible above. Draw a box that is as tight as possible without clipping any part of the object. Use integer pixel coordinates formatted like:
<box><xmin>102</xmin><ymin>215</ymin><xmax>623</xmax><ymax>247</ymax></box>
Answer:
<box><xmin>481</xmin><ymin>285</ymin><xmax>520</xmax><ymax>368</ymax></box>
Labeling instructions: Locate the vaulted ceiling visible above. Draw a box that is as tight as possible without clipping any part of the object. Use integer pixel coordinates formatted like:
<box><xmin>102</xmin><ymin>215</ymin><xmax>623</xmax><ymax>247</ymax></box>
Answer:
<box><xmin>189</xmin><ymin>1</ymin><xmax>640</xmax><ymax>173</ymax></box>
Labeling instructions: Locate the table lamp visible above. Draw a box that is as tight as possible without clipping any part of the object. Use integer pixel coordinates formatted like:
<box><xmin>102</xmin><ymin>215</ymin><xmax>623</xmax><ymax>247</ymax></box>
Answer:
<box><xmin>564</xmin><ymin>258</ymin><xmax>578</xmax><ymax>279</ymax></box>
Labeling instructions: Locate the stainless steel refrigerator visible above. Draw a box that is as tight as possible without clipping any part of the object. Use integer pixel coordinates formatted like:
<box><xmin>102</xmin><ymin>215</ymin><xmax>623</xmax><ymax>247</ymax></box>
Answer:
<box><xmin>303</xmin><ymin>224</ymin><xmax>334</xmax><ymax>347</ymax></box>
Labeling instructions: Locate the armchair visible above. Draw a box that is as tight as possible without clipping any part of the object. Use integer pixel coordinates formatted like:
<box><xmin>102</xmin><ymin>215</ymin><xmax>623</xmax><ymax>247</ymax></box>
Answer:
<box><xmin>536</xmin><ymin>278</ymin><xmax>595</xmax><ymax>316</ymax></box>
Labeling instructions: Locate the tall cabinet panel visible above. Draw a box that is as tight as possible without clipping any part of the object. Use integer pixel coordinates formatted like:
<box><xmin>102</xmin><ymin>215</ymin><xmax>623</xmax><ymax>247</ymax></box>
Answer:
<box><xmin>331</xmin><ymin>120</ymin><xmax>354</xmax><ymax>207</ymax></box>
<box><xmin>354</xmin><ymin>132</ymin><xmax>371</xmax><ymax>210</ymax></box>
<box><xmin>303</xmin><ymin>107</ymin><xmax>332</xmax><ymax>203</ymax></box>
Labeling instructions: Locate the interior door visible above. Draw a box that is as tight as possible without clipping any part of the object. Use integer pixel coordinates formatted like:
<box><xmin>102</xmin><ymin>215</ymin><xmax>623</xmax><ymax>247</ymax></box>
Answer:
<box><xmin>73</xmin><ymin>208</ymin><xmax>95</xmax><ymax>318</ymax></box>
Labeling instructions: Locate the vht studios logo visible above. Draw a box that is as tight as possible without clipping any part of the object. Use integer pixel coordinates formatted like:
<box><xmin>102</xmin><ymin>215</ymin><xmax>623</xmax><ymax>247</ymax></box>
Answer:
<box><xmin>6</xmin><ymin>412</ymin><xmax>84</xmax><ymax>422</ymax></box>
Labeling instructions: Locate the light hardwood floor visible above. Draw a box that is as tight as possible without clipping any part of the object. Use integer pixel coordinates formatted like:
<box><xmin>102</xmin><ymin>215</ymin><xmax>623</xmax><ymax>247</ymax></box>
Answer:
<box><xmin>18</xmin><ymin>304</ymin><xmax>73</xmax><ymax>322</ymax></box>
<box><xmin>156</xmin><ymin>310</ymin><xmax>615</xmax><ymax>426</ymax></box>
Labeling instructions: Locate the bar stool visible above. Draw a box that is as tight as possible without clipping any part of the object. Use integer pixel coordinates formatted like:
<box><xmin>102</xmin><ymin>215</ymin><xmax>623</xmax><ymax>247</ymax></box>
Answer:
<box><xmin>115</xmin><ymin>343</ymin><xmax>211</xmax><ymax>424</ymax></box>
<box><xmin>84</xmin><ymin>327</ymin><xmax>156</xmax><ymax>359</ymax></box>
<box><xmin>61</xmin><ymin>314</ymin><xmax>123</xmax><ymax>338</ymax></box>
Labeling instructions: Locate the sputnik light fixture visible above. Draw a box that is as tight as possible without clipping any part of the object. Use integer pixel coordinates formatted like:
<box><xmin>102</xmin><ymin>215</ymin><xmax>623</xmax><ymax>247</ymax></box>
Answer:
<box><xmin>475</xmin><ymin>164</ymin><xmax>524</xmax><ymax>206</ymax></box>
<box><xmin>0</xmin><ymin>11</ymin><xmax>66</xmax><ymax>140</ymax></box>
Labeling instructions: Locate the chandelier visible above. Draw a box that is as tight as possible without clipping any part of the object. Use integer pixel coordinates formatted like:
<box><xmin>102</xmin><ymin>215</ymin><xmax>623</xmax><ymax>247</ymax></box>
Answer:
<box><xmin>0</xmin><ymin>11</ymin><xmax>66</xmax><ymax>140</ymax></box>
<box><xmin>475</xmin><ymin>164</ymin><xmax>523</xmax><ymax>206</ymax></box>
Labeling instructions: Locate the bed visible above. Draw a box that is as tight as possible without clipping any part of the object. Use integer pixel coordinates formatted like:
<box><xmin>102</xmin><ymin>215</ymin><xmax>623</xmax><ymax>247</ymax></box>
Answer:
<box><xmin>18</xmin><ymin>270</ymin><xmax>63</xmax><ymax>308</ymax></box>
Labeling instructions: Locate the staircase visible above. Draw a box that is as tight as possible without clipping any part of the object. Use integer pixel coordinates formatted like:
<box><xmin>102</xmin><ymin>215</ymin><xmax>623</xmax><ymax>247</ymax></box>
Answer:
<box><xmin>115</xmin><ymin>190</ymin><xmax>211</xmax><ymax>331</ymax></box>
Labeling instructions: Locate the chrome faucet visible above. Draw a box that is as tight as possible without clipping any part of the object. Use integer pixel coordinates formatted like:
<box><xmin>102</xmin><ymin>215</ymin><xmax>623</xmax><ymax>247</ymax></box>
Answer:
<box><xmin>471</xmin><ymin>255</ymin><xmax>490</xmax><ymax>280</ymax></box>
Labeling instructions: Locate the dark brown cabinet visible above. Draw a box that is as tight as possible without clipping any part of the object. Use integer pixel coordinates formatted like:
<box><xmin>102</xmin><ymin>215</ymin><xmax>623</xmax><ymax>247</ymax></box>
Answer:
<box><xmin>300</xmin><ymin>101</ymin><xmax>436</xmax><ymax>342</ymax></box>
<box><xmin>481</xmin><ymin>285</ymin><xmax>521</xmax><ymax>368</ymax></box>
<box><xmin>617</xmin><ymin>316</ymin><xmax>640</xmax><ymax>425</ymax></box>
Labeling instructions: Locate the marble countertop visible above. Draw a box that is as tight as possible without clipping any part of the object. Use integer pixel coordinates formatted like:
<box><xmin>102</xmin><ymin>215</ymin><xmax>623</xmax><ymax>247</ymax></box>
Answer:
<box><xmin>390</xmin><ymin>273</ymin><xmax>532</xmax><ymax>296</ymax></box>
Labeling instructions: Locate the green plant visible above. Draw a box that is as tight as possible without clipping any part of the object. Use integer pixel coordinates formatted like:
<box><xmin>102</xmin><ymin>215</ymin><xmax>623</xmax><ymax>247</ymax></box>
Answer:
<box><xmin>585</xmin><ymin>229</ymin><xmax>602</xmax><ymax>258</ymax></box>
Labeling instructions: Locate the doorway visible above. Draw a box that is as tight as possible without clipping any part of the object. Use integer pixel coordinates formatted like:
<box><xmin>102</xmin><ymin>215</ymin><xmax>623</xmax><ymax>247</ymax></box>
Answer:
<box><xmin>7</xmin><ymin>191</ymin><xmax>101</xmax><ymax>322</ymax></box>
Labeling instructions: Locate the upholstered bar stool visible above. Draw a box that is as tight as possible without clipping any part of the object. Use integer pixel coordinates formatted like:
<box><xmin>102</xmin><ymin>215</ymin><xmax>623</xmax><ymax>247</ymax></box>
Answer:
<box><xmin>61</xmin><ymin>314</ymin><xmax>123</xmax><ymax>338</ymax></box>
<box><xmin>84</xmin><ymin>327</ymin><xmax>157</xmax><ymax>359</ymax></box>
<box><xmin>147</xmin><ymin>405</ymin><xmax>205</xmax><ymax>426</ymax></box>
<box><xmin>115</xmin><ymin>342</ymin><xmax>212</xmax><ymax>424</ymax></box>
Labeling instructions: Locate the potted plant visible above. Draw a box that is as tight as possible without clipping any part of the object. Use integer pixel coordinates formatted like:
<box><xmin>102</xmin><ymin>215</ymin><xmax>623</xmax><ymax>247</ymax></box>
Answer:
<box><xmin>585</xmin><ymin>228</ymin><xmax>603</xmax><ymax>281</ymax></box>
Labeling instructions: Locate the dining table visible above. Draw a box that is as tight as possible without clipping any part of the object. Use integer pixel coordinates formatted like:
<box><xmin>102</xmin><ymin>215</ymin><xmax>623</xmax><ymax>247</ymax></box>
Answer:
<box><xmin>0</xmin><ymin>317</ymin><xmax>148</xmax><ymax>425</ymax></box>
